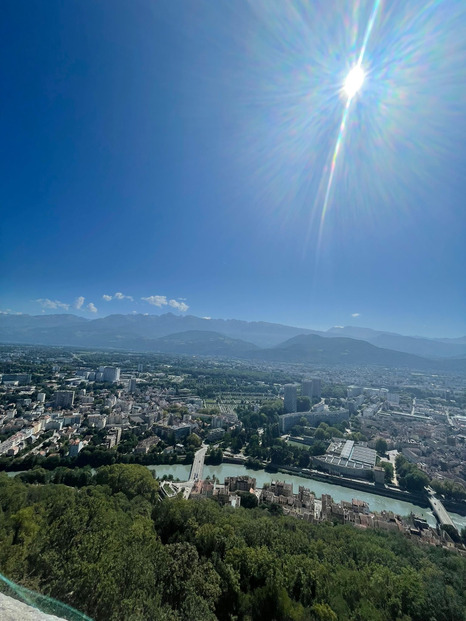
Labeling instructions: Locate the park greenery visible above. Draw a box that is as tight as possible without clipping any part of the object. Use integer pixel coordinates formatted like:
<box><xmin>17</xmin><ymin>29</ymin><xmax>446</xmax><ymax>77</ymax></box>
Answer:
<box><xmin>431</xmin><ymin>478</ymin><xmax>466</xmax><ymax>502</ymax></box>
<box><xmin>375</xmin><ymin>438</ymin><xmax>388</xmax><ymax>456</ymax></box>
<box><xmin>395</xmin><ymin>455</ymin><xmax>430</xmax><ymax>493</ymax></box>
<box><xmin>0</xmin><ymin>464</ymin><xmax>465</xmax><ymax>621</ymax></box>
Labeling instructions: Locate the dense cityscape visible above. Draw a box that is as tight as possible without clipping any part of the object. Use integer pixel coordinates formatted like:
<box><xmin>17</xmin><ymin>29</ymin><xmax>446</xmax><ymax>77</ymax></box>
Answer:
<box><xmin>0</xmin><ymin>343</ymin><xmax>465</xmax><ymax>619</ymax></box>
<box><xmin>1</xmin><ymin>345</ymin><xmax>465</xmax><ymax>531</ymax></box>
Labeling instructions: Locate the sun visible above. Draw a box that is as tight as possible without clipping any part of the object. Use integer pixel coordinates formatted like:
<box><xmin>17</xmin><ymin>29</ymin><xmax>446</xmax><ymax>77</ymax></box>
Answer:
<box><xmin>343</xmin><ymin>65</ymin><xmax>365</xmax><ymax>99</ymax></box>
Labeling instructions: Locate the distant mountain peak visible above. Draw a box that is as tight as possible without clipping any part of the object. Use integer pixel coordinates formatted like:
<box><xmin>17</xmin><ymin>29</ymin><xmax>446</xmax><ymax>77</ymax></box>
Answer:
<box><xmin>0</xmin><ymin>313</ymin><xmax>465</xmax><ymax>365</ymax></box>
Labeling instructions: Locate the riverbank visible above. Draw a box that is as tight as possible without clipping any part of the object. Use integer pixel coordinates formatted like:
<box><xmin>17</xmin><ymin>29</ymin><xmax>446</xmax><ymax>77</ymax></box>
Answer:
<box><xmin>442</xmin><ymin>497</ymin><xmax>466</xmax><ymax>516</ymax></box>
<box><xmin>226</xmin><ymin>457</ymin><xmax>466</xmax><ymax>516</ymax></box>
<box><xmin>275</xmin><ymin>465</ymin><xmax>432</xmax><ymax>509</ymax></box>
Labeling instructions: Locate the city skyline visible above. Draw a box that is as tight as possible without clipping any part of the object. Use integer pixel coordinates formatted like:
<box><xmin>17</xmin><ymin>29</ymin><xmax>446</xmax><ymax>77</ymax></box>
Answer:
<box><xmin>1</xmin><ymin>0</ymin><xmax>466</xmax><ymax>338</ymax></box>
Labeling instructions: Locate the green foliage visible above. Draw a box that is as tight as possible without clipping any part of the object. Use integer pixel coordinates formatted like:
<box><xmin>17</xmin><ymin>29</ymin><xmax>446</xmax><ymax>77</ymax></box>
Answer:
<box><xmin>237</xmin><ymin>491</ymin><xmax>258</xmax><ymax>509</ymax></box>
<box><xmin>0</xmin><ymin>466</ymin><xmax>465</xmax><ymax>621</ymax></box>
<box><xmin>205</xmin><ymin>447</ymin><xmax>223</xmax><ymax>465</ymax></box>
<box><xmin>396</xmin><ymin>455</ymin><xmax>430</xmax><ymax>492</ymax></box>
<box><xmin>95</xmin><ymin>464</ymin><xmax>159</xmax><ymax>502</ymax></box>
<box><xmin>297</xmin><ymin>396</ymin><xmax>311</xmax><ymax>412</ymax></box>
<box><xmin>186</xmin><ymin>433</ymin><xmax>202</xmax><ymax>449</ymax></box>
<box><xmin>312</xmin><ymin>423</ymin><xmax>343</xmax><ymax>442</ymax></box>
<box><xmin>380</xmin><ymin>461</ymin><xmax>394</xmax><ymax>484</ymax></box>
<box><xmin>259</xmin><ymin>399</ymin><xmax>285</xmax><ymax>420</ymax></box>
<box><xmin>441</xmin><ymin>524</ymin><xmax>460</xmax><ymax>543</ymax></box>
<box><xmin>375</xmin><ymin>438</ymin><xmax>388</xmax><ymax>455</ymax></box>
<box><xmin>0</xmin><ymin>440</ymin><xmax>190</xmax><ymax>475</ymax></box>
<box><xmin>321</xmin><ymin>384</ymin><xmax>346</xmax><ymax>399</ymax></box>
<box><xmin>431</xmin><ymin>478</ymin><xmax>466</xmax><ymax>501</ymax></box>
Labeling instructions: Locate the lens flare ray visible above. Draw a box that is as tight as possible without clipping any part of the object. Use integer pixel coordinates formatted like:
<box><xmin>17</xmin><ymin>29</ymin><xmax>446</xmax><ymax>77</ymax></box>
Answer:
<box><xmin>318</xmin><ymin>0</ymin><xmax>382</xmax><ymax>252</ymax></box>
<box><xmin>233</xmin><ymin>0</ymin><xmax>466</xmax><ymax>267</ymax></box>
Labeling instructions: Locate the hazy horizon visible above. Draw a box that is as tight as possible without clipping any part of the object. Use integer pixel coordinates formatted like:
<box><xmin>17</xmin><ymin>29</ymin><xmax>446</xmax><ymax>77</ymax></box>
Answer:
<box><xmin>1</xmin><ymin>309</ymin><xmax>465</xmax><ymax>341</ymax></box>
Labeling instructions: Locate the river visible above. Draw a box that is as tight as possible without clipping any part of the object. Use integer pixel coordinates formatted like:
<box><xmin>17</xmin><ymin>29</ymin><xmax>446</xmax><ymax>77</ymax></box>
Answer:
<box><xmin>6</xmin><ymin>463</ymin><xmax>466</xmax><ymax>531</ymax></box>
<box><xmin>149</xmin><ymin>463</ymin><xmax>466</xmax><ymax>531</ymax></box>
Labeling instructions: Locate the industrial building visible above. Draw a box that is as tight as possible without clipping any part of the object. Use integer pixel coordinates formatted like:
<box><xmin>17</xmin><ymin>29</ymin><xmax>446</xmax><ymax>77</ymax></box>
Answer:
<box><xmin>312</xmin><ymin>439</ymin><xmax>377</xmax><ymax>480</ymax></box>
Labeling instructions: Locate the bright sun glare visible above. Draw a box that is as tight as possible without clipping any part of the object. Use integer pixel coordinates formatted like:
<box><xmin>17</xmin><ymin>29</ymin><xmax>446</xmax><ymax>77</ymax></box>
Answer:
<box><xmin>343</xmin><ymin>65</ymin><xmax>365</xmax><ymax>99</ymax></box>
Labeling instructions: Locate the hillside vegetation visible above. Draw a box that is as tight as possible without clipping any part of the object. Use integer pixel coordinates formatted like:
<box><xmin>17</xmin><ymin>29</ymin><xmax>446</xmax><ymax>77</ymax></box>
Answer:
<box><xmin>0</xmin><ymin>465</ymin><xmax>465</xmax><ymax>621</ymax></box>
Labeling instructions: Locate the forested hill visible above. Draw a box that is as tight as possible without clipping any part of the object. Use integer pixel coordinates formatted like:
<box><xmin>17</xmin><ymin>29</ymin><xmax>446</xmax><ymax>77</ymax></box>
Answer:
<box><xmin>0</xmin><ymin>465</ymin><xmax>465</xmax><ymax>621</ymax></box>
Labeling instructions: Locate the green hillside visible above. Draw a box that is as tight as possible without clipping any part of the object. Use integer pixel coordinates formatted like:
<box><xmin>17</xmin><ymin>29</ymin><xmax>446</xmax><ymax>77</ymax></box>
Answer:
<box><xmin>0</xmin><ymin>465</ymin><xmax>465</xmax><ymax>621</ymax></box>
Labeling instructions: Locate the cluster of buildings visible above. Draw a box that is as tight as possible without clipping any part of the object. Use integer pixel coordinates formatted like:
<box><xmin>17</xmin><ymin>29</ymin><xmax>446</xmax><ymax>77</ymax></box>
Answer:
<box><xmin>282</xmin><ymin>379</ymin><xmax>466</xmax><ymax>489</ymax></box>
<box><xmin>279</xmin><ymin>377</ymin><xmax>352</xmax><ymax>435</ymax></box>
<box><xmin>76</xmin><ymin>366</ymin><xmax>121</xmax><ymax>383</ymax></box>
<box><xmin>359</xmin><ymin>397</ymin><xmax>466</xmax><ymax>486</ymax></box>
<box><xmin>1</xmin><ymin>347</ymin><xmax>466</xmax><ymax>499</ymax></box>
<box><xmin>0</xmin><ymin>361</ymin><xmax>241</xmax><ymax>460</ymax></box>
<box><xmin>283</xmin><ymin>379</ymin><xmax>322</xmax><ymax>413</ymax></box>
<box><xmin>189</xmin><ymin>475</ymin><xmax>452</xmax><ymax>547</ymax></box>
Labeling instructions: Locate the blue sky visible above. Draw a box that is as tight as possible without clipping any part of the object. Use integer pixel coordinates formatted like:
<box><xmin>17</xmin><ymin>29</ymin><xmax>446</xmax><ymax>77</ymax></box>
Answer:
<box><xmin>1</xmin><ymin>0</ymin><xmax>465</xmax><ymax>337</ymax></box>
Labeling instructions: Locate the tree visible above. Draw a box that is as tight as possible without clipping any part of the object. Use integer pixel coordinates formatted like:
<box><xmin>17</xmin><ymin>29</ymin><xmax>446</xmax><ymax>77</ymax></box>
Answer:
<box><xmin>95</xmin><ymin>463</ymin><xmax>159</xmax><ymax>501</ymax></box>
<box><xmin>205</xmin><ymin>447</ymin><xmax>223</xmax><ymax>466</ymax></box>
<box><xmin>311</xmin><ymin>603</ymin><xmax>338</xmax><ymax>621</ymax></box>
<box><xmin>441</xmin><ymin>524</ymin><xmax>460</xmax><ymax>543</ymax></box>
<box><xmin>314</xmin><ymin>428</ymin><xmax>327</xmax><ymax>441</ymax></box>
<box><xmin>237</xmin><ymin>491</ymin><xmax>258</xmax><ymax>509</ymax></box>
<box><xmin>1</xmin><ymin>445</ymin><xmax>466</xmax><ymax>621</ymax></box>
<box><xmin>380</xmin><ymin>461</ymin><xmax>394</xmax><ymax>484</ymax></box>
<box><xmin>404</xmin><ymin>470</ymin><xmax>429</xmax><ymax>492</ymax></box>
<box><xmin>461</xmin><ymin>527</ymin><xmax>466</xmax><ymax>545</ymax></box>
<box><xmin>297</xmin><ymin>396</ymin><xmax>311</xmax><ymax>412</ymax></box>
<box><xmin>186</xmin><ymin>433</ymin><xmax>202</xmax><ymax>449</ymax></box>
<box><xmin>395</xmin><ymin>454</ymin><xmax>429</xmax><ymax>492</ymax></box>
<box><xmin>259</xmin><ymin>400</ymin><xmax>285</xmax><ymax>419</ymax></box>
<box><xmin>375</xmin><ymin>438</ymin><xmax>388</xmax><ymax>455</ymax></box>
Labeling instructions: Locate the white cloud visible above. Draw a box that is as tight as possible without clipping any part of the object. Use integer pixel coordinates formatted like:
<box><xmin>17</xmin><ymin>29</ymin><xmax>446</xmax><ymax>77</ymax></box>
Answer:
<box><xmin>141</xmin><ymin>295</ymin><xmax>189</xmax><ymax>312</ymax></box>
<box><xmin>102</xmin><ymin>292</ymin><xmax>133</xmax><ymax>302</ymax></box>
<box><xmin>202</xmin><ymin>316</ymin><xmax>211</xmax><ymax>320</ymax></box>
<box><xmin>351</xmin><ymin>313</ymin><xmax>361</xmax><ymax>318</ymax></box>
<box><xmin>36</xmin><ymin>298</ymin><xmax>70</xmax><ymax>311</ymax></box>
<box><xmin>0</xmin><ymin>309</ymin><xmax>22</xmax><ymax>315</ymax></box>
<box><xmin>141</xmin><ymin>295</ymin><xmax>168</xmax><ymax>308</ymax></box>
<box><xmin>169</xmin><ymin>299</ymin><xmax>189</xmax><ymax>312</ymax></box>
<box><xmin>114</xmin><ymin>291</ymin><xmax>134</xmax><ymax>301</ymax></box>
<box><xmin>74</xmin><ymin>296</ymin><xmax>85</xmax><ymax>310</ymax></box>
<box><xmin>87</xmin><ymin>303</ymin><xmax>98</xmax><ymax>313</ymax></box>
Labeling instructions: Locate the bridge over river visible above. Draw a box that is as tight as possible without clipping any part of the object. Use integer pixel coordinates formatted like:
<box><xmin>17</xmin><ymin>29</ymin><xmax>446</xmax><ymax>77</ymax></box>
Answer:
<box><xmin>176</xmin><ymin>446</ymin><xmax>207</xmax><ymax>499</ymax></box>
<box><xmin>428</xmin><ymin>489</ymin><xmax>456</xmax><ymax>528</ymax></box>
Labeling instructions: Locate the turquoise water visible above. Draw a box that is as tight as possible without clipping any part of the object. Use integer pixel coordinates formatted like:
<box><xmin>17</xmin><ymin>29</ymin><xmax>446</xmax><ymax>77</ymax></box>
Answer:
<box><xmin>151</xmin><ymin>463</ymin><xmax>466</xmax><ymax>531</ymax></box>
<box><xmin>7</xmin><ymin>464</ymin><xmax>466</xmax><ymax>531</ymax></box>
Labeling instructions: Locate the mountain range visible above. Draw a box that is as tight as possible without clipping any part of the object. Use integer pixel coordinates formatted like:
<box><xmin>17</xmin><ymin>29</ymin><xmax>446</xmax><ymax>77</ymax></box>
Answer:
<box><xmin>0</xmin><ymin>313</ymin><xmax>465</xmax><ymax>372</ymax></box>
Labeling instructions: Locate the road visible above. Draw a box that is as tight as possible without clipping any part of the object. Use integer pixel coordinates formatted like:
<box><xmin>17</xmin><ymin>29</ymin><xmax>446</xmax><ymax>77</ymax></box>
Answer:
<box><xmin>189</xmin><ymin>445</ymin><xmax>207</xmax><ymax>482</ymax></box>
<box><xmin>386</xmin><ymin>450</ymin><xmax>399</xmax><ymax>486</ymax></box>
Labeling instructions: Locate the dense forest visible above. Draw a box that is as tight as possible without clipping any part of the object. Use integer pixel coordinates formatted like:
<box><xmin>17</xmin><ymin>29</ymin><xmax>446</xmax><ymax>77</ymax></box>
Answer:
<box><xmin>0</xmin><ymin>465</ymin><xmax>465</xmax><ymax>621</ymax></box>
